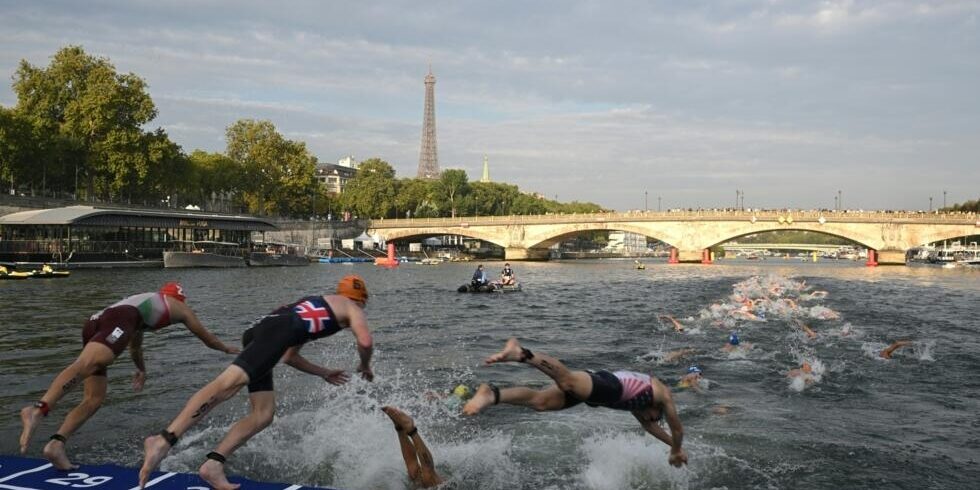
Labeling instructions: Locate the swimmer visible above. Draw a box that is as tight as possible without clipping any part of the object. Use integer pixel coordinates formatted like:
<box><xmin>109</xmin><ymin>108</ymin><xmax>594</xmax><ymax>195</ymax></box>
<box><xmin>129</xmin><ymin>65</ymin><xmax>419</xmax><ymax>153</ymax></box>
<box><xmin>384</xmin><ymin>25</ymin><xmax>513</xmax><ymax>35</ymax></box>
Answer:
<box><xmin>18</xmin><ymin>282</ymin><xmax>238</xmax><ymax>470</ymax></box>
<box><xmin>139</xmin><ymin>276</ymin><xmax>374</xmax><ymax>490</ymax></box>
<box><xmin>425</xmin><ymin>384</ymin><xmax>474</xmax><ymax>410</ymax></box>
<box><xmin>382</xmin><ymin>406</ymin><xmax>444</xmax><ymax>488</ymax></box>
<box><xmin>796</xmin><ymin>321</ymin><xmax>817</xmax><ymax>340</ymax></box>
<box><xmin>786</xmin><ymin>361</ymin><xmax>816</xmax><ymax>385</ymax></box>
<box><xmin>677</xmin><ymin>365</ymin><xmax>705</xmax><ymax>393</ymax></box>
<box><xmin>660</xmin><ymin>348</ymin><xmax>698</xmax><ymax>364</ymax></box>
<box><xmin>880</xmin><ymin>340</ymin><xmax>912</xmax><ymax>359</ymax></box>
<box><xmin>463</xmin><ymin>338</ymin><xmax>688</xmax><ymax>467</ymax></box>
<box><xmin>658</xmin><ymin>315</ymin><xmax>685</xmax><ymax>332</ymax></box>
<box><xmin>721</xmin><ymin>332</ymin><xmax>752</xmax><ymax>353</ymax></box>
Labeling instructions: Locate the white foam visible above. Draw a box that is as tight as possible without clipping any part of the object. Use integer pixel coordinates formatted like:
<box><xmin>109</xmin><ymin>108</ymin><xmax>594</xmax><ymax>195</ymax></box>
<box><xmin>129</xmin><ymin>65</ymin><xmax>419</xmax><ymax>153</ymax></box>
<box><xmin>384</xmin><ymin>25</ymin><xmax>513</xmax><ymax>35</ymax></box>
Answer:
<box><xmin>578</xmin><ymin>432</ymin><xmax>690</xmax><ymax>490</ymax></box>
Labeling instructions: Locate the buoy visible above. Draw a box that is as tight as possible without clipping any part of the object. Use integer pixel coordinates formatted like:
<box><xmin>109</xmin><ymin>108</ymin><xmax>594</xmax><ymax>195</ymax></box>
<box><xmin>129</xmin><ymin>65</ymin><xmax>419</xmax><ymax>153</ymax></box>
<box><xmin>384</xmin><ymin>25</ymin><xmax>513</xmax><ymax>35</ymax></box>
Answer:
<box><xmin>375</xmin><ymin>243</ymin><xmax>399</xmax><ymax>267</ymax></box>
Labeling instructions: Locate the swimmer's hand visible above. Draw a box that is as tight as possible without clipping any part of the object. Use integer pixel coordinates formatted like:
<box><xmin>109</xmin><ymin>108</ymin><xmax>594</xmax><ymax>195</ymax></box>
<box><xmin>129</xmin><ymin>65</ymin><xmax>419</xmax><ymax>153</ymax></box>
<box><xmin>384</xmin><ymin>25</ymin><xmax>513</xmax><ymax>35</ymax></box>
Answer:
<box><xmin>221</xmin><ymin>344</ymin><xmax>241</xmax><ymax>355</ymax></box>
<box><xmin>358</xmin><ymin>364</ymin><xmax>374</xmax><ymax>382</ymax></box>
<box><xmin>322</xmin><ymin>369</ymin><xmax>350</xmax><ymax>386</ymax></box>
<box><xmin>669</xmin><ymin>448</ymin><xmax>688</xmax><ymax>467</ymax></box>
<box><xmin>132</xmin><ymin>370</ymin><xmax>146</xmax><ymax>392</ymax></box>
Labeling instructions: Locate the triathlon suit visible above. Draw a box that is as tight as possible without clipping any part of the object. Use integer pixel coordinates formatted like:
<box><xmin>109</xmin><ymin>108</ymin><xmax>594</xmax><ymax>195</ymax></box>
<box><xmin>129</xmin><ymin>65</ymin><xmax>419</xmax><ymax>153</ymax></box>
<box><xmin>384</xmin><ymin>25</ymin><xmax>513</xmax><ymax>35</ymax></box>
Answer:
<box><xmin>564</xmin><ymin>370</ymin><xmax>658</xmax><ymax>414</ymax></box>
<box><xmin>232</xmin><ymin>296</ymin><xmax>343</xmax><ymax>393</ymax></box>
<box><xmin>82</xmin><ymin>292</ymin><xmax>175</xmax><ymax>374</ymax></box>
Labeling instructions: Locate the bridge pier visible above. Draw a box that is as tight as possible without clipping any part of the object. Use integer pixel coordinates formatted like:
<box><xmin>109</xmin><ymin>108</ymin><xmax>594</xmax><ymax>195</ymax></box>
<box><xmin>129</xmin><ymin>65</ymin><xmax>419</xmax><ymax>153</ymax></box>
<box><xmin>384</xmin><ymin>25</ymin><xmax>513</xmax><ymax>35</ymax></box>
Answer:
<box><xmin>505</xmin><ymin>247</ymin><xmax>550</xmax><ymax>261</ymax></box>
<box><xmin>676</xmin><ymin>249</ymin><xmax>706</xmax><ymax>263</ymax></box>
<box><xmin>876</xmin><ymin>249</ymin><xmax>907</xmax><ymax>265</ymax></box>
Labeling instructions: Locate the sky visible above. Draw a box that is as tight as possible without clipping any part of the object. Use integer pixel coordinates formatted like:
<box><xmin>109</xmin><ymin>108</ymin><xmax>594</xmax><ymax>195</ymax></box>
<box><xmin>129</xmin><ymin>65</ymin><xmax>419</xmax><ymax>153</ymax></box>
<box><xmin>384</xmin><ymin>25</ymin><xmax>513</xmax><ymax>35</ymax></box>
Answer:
<box><xmin>1</xmin><ymin>0</ymin><xmax>978</xmax><ymax>211</ymax></box>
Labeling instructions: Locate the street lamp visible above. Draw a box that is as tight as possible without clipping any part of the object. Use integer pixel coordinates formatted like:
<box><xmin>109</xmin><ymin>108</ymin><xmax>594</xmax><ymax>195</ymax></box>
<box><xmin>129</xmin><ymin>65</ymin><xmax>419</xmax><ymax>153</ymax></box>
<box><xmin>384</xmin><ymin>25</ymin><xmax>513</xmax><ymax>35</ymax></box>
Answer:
<box><xmin>645</xmin><ymin>191</ymin><xmax>648</xmax><ymax>211</ymax></box>
<box><xmin>658</xmin><ymin>196</ymin><xmax>662</xmax><ymax>212</ymax></box>
<box><xmin>834</xmin><ymin>195</ymin><xmax>838</xmax><ymax>211</ymax></box>
<box><xmin>929</xmin><ymin>196</ymin><xmax>933</xmax><ymax>212</ymax></box>
<box><xmin>838</xmin><ymin>190</ymin><xmax>842</xmax><ymax>211</ymax></box>
<box><xmin>943</xmin><ymin>190</ymin><xmax>947</xmax><ymax>209</ymax></box>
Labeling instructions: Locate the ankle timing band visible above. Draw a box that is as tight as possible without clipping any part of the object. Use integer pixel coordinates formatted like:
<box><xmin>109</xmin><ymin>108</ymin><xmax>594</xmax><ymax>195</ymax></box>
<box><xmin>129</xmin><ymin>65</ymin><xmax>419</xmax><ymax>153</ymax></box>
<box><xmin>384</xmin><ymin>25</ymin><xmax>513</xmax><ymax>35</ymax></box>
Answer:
<box><xmin>520</xmin><ymin>348</ymin><xmax>534</xmax><ymax>362</ymax></box>
<box><xmin>490</xmin><ymin>384</ymin><xmax>501</xmax><ymax>405</ymax></box>
<box><xmin>49</xmin><ymin>433</ymin><xmax>67</xmax><ymax>443</ymax></box>
<box><xmin>34</xmin><ymin>401</ymin><xmax>50</xmax><ymax>416</ymax></box>
<box><xmin>159</xmin><ymin>430</ymin><xmax>178</xmax><ymax>447</ymax></box>
<box><xmin>205</xmin><ymin>451</ymin><xmax>226</xmax><ymax>464</ymax></box>
<box><xmin>405</xmin><ymin>427</ymin><xmax>418</xmax><ymax>437</ymax></box>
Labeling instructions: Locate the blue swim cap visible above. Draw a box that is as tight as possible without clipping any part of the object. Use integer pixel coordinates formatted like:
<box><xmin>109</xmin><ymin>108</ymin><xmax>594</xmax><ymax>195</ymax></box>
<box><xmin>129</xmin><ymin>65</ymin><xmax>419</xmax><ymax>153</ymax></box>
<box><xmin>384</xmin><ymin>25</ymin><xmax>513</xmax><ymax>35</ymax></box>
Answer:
<box><xmin>687</xmin><ymin>365</ymin><xmax>702</xmax><ymax>375</ymax></box>
<box><xmin>729</xmin><ymin>332</ymin><xmax>740</xmax><ymax>345</ymax></box>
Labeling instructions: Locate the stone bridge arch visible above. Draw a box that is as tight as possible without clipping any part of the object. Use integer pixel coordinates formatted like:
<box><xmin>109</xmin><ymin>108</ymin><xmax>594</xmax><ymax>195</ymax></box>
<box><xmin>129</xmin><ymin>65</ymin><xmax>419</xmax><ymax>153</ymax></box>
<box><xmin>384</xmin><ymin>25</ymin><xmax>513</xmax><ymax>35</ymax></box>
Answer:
<box><xmin>523</xmin><ymin>222</ymin><xmax>683</xmax><ymax>249</ymax></box>
<box><xmin>372</xmin><ymin>226</ymin><xmax>509</xmax><ymax>249</ymax></box>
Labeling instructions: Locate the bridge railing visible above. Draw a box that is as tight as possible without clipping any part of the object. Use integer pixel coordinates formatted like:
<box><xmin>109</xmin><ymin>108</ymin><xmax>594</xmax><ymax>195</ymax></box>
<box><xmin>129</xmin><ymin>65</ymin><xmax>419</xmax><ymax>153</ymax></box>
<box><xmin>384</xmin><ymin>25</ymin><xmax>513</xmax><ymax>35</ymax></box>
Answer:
<box><xmin>368</xmin><ymin>210</ymin><xmax>980</xmax><ymax>228</ymax></box>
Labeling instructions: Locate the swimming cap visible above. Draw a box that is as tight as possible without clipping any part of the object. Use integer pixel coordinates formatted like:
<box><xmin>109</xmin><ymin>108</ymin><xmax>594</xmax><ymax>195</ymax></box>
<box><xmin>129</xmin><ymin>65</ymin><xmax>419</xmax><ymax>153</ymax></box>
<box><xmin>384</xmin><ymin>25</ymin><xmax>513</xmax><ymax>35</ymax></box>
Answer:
<box><xmin>159</xmin><ymin>282</ymin><xmax>186</xmax><ymax>302</ymax></box>
<box><xmin>687</xmin><ymin>365</ymin><xmax>702</xmax><ymax>375</ymax></box>
<box><xmin>336</xmin><ymin>275</ymin><xmax>368</xmax><ymax>304</ymax></box>
<box><xmin>729</xmin><ymin>332</ymin><xmax>740</xmax><ymax>346</ymax></box>
<box><xmin>452</xmin><ymin>385</ymin><xmax>472</xmax><ymax>400</ymax></box>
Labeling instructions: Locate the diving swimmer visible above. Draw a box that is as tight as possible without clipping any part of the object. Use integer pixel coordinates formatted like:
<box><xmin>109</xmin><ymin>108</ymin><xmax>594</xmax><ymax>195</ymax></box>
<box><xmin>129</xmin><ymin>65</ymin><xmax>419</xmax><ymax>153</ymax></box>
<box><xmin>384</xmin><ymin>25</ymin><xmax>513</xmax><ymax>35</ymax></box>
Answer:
<box><xmin>463</xmin><ymin>338</ymin><xmax>688</xmax><ymax>467</ymax></box>
<box><xmin>18</xmin><ymin>282</ymin><xmax>239</xmax><ymax>470</ymax></box>
<box><xmin>382</xmin><ymin>406</ymin><xmax>444</xmax><ymax>488</ymax></box>
<box><xmin>138</xmin><ymin>275</ymin><xmax>374</xmax><ymax>490</ymax></box>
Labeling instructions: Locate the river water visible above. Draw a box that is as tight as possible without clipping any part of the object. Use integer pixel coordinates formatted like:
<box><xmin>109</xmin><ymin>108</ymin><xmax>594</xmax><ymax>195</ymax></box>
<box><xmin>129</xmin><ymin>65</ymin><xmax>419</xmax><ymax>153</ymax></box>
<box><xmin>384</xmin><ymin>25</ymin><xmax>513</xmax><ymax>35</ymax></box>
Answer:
<box><xmin>2</xmin><ymin>259</ymin><xmax>978</xmax><ymax>489</ymax></box>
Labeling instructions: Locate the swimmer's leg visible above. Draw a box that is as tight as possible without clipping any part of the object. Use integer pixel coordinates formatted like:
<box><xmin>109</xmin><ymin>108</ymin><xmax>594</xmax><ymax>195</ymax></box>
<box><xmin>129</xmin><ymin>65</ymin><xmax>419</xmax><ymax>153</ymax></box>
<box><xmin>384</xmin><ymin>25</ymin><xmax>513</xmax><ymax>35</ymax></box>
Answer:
<box><xmin>383</xmin><ymin>407</ymin><xmax>442</xmax><ymax>487</ymax></box>
<box><xmin>464</xmin><ymin>384</ymin><xmax>567</xmax><ymax>415</ymax></box>
<box><xmin>141</xmin><ymin>365</ymin><xmax>248</xmax><ymax>488</ymax></box>
<box><xmin>44</xmin><ymin>375</ymin><xmax>107</xmax><ymax>470</ymax></box>
<box><xmin>484</xmin><ymin>338</ymin><xmax>594</xmax><ymax>401</ymax></box>
<box><xmin>199</xmin><ymin>390</ymin><xmax>274</xmax><ymax>490</ymax></box>
<box><xmin>20</xmin><ymin>343</ymin><xmax>112</xmax><ymax>454</ymax></box>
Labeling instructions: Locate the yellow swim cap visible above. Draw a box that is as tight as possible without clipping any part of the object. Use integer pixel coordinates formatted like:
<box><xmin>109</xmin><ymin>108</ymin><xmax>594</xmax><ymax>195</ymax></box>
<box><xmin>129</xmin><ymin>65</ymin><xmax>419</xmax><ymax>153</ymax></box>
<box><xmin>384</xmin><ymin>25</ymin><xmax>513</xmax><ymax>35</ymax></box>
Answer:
<box><xmin>453</xmin><ymin>385</ymin><xmax>472</xmax><ymax>400</ymax></box>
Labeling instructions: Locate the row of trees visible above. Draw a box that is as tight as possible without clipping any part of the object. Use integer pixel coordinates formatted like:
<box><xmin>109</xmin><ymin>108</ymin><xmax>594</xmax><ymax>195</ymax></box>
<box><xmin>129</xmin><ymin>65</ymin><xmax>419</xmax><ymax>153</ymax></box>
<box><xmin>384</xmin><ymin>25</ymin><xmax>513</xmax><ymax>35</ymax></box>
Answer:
<box><xmin>0</xmin><ymin>45</ymin><xmax>602</xmax><ymax>218</ymax></box>
<box><xmin>941</xmin><ymin>199</ymin><xmax>980</xmax><ymax>214</ymax></box>
<box><xmin>339</xmin><ymin>160</ymin><xmax>604</xmax><ymax>219</ymax></box>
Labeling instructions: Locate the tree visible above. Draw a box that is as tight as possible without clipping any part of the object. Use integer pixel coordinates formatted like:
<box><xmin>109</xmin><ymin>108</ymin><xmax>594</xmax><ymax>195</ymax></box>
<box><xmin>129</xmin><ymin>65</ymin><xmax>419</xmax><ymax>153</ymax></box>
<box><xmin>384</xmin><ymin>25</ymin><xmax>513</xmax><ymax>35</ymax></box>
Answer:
<box><xmin>340</xmin><ymin>158</ymin><xmax>396</xmax><ymax>218</ymax></box>
<box><xmin>435</xmin><ymin>169</ymin><xmax>469</xmax><ymax>218</ymax></box>
<box><xmin>225</xmin><ymin>119</ymin><xmax>318</xmax><ymax>216</ymax></box>
<box><xmin>12</xmin><ymin>45</ymin><xmax>157</xmax><ymax>200</ymax></box>
<box><xmin>0</xmin><ymin>107</ymin><xmax>35</xmax><ymax>194</ymax></box>
<box><xmin>394</xmin><ymin>178</ymin><xmax>437</xmax><ymax>218</ymax></box>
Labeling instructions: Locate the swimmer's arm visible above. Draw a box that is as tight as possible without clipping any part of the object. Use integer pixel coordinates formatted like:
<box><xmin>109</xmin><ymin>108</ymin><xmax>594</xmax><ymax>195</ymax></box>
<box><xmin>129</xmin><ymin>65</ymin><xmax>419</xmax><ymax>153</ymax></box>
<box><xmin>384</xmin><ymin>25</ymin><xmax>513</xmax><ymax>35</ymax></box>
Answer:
<box><xmin>281</xmin><ymin>346</ymin><xmax>331</xmax><ymax>377</ymax></box>
<box><xmin>129</xmin><ymin>330</ymin><xmax>146</xmax><ymax>373</ymax></box>
<box><xmin>348</xmin><ymin>304</ymin><xmax>374</xmax><ymax>380</ymax></box>
<box><xmin>634</xmin><ymin>411</ymin><xmax>673</xmax><ymax>447</ymax></box>
<box><xmin>173</xmin><ymin>302</ymin><xmax>237</xmax><ymax>354</ymax></box>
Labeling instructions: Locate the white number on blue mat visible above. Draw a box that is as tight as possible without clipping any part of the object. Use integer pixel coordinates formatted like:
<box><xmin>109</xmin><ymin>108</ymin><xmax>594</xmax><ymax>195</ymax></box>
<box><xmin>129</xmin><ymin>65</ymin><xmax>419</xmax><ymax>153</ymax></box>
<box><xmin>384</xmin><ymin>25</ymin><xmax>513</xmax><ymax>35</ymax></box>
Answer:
<box><xmin>45</xmin><ymin>473</ymin><xmax>112</xmax><ymax>487</ymax></box>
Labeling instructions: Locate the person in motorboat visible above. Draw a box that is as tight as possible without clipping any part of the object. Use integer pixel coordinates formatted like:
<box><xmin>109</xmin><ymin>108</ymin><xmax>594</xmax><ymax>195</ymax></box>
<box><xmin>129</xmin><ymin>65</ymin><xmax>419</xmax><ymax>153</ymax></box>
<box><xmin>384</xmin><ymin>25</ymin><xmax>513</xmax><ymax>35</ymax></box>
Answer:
<box><xmin>500</xmin><ymin>263</ymin><xmax>517</xmax><ymax>286</ymax></box>
<box><xmin>471</xmin><ymin>264</ymin><xmax>489</xmax><ymax>287</ymax></box>
<box><xmin>18</xmin><ymin>282</ymin><xmax>239</xmax><ymax>471</ymax></box>
<box><xmin>463</xmin><ymin>338</ymin><xmax>688</xmax><ymax>468</ymax></box>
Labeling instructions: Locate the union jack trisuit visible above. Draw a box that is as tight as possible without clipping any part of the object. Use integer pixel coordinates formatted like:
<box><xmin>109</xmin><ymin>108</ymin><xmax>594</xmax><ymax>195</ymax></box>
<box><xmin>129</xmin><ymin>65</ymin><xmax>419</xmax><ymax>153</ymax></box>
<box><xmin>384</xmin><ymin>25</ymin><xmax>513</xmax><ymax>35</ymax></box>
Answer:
<box><xmin>232</xmin><ymin>296</ymin><xmax>343</xmax><ymax>393</ymax></box>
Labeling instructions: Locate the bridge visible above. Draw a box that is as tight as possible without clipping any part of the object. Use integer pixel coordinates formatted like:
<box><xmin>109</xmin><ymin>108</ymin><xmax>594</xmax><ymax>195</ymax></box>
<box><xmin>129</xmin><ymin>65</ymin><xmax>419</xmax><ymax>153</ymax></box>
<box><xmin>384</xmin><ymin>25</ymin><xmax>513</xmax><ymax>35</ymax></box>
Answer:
<box><xmin>722</xmin><ymin>243</ymin><xmax>846</xmax><ymax>253</ymax></box>
<box><xmin>367</xmin><ymin>210</ymin><xmax>980</xmax><ymax>265</ymax></box>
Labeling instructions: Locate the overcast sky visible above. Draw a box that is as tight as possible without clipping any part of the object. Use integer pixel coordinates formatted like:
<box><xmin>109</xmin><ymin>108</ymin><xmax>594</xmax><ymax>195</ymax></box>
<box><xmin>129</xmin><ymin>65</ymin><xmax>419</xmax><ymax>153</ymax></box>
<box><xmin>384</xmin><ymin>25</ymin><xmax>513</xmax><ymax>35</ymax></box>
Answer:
<box><xmin>1</xmin><ymin>0</ymin><xmax>977</xmax><ymax>211</ymax></box>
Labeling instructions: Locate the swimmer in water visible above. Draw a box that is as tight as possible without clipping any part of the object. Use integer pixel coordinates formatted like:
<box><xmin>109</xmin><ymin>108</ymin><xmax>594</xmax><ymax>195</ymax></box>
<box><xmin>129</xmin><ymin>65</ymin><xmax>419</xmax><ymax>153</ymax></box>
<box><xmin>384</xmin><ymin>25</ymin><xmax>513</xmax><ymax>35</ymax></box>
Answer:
<box><xmin>786</xmin><ymin>361</ymin><xmax>816</xmax><ymax>385</ymax></box>
<box><xmin>658</xmin><ymin>315</ymin><xmax>685</xmax><ymax>332</ymax></box>
<box><xmin>382</xmin><ymin>406</ymin><xmax>443</xmax><ymax>488</ymax></box>
<box><xmin>796</xmin><ymin>320</ymin><xmax>817</xmax><ymax>340</ymax></box>
<box><xmin>677</xmin><ymin>365</ymin><xmax>705</xmax><ymax>393</ymax></box>
<box><xmin>880</xmin><ymin>340</ymin><xmax>912</xmax><ymax>359</ymax></box>
<box><xmin>425</xmin><ymin>384</ymin><xmax>474</xmax><ymax>410</ymax></box>
<box><xmin>721</xmin><ymin>332</ymin><xmax>752</xmax><ymax>353</ymax></box>
<box><xmin>463</xmin><ymin>338</ymin><xmax>688</xmax><ymax>468</ymax></box>
<box><xmin>660</xmin><ymin>348</ymin><xmax>698</xmax><ymax>364</ymax></box>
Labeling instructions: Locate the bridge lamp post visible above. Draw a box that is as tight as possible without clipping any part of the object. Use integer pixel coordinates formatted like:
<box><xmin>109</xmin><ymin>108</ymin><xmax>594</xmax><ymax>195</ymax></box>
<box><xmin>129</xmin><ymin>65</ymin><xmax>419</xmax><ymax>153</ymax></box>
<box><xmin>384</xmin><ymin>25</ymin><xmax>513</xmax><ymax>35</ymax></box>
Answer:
<box><xmin>943</xmin><ymin>190</ymin><xmax>946</xmax><ymax>209</ymax></box>
<box><xmin>834</xmin><ymin>195</ymin><xmax>838</xmax><ymax>211</ymax></box>
<box><xmin>645</xmin><ymin>191</ymin><xmax>648</xmax><ymax>211</ymax></box>
<box><xmin>838</xmin><ymin>190</ymin><xmax>842</xmax><ymax>211</ymax></box>
<box><xmin>929</xmin><ymin>196</ymin><xmax>933</xmax><ymax>212</ymax></box>
<box><xmin>658</xmin><ymin>196</ymin><xmax>662</xmax><ymax>212</ymax></box>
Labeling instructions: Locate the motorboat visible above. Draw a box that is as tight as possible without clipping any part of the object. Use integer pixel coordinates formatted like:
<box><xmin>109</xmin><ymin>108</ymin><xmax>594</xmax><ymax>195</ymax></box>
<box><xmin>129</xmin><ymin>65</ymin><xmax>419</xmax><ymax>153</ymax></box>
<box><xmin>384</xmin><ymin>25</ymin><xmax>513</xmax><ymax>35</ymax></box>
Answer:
<box><xmin>249</xmin><ymin>242</ymin><xmax>310</xmax><ymax>267</ymax></box>
<box><xmin>457</xmin><ymin>282</ymin><xmax>522</xmax><ymax>293</ymax></box>
<box><xmin>0</xmin><ymin>270</ymin><xmax>32</xmax><ymax>280</ymax></box>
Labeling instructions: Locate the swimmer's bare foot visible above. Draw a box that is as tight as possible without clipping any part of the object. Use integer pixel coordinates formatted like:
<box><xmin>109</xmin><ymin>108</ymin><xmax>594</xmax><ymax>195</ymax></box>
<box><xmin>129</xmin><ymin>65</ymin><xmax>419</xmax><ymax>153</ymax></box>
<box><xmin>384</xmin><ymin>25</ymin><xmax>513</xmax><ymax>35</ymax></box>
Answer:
<box><xmin>43</xmin><ymin>438</ymin><xmax>78</xmax><ymax>470</ymax></box>
<box><xmin>19</xmin><ymin>406</ymin><xmax>42</xmax><ymax>454</ymax></box>
<box><xmin>462</xmin><ymin>384</ymin><xmax>495</xmax><ymax>416</ymax></box>
<box><xmin>199</xmin><ymin>459</ymin><xmax>240</xmax><ymax>490</ymax></box>
<box><xmin>484</xmin><ymin>338</ymin><xmax>525</xmax><ymax>365</ymax></box>
<box><xmin>382</xmin><ymin>406</ymin><xmax>416</xmax><ymax>434</ymax></box>
<box><xmin>139</xmin><ymin>435</ymin><xmax>172</xmax><ymax>488</ymax></box>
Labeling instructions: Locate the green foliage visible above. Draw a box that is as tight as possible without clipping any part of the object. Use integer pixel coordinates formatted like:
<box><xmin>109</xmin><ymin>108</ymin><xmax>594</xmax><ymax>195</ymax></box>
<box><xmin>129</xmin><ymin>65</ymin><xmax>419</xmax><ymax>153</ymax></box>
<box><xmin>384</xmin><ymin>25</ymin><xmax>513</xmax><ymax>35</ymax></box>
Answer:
<box><xmin>435</xmin><ymin>169</ymin><xmax>469</xmax><ymax>218</ymax></box>
<box><xmin>394</xmin><ymin>178</ymin><xmax>437</xmax><ymax>218</ymax></box>
<box><xmin>340</xmin><ymin>158</ymin><xmax>397</xmax><ymax>218</ymax></box>
<box><xmin>13</xmin><ymin>45</ymin><xmax>160</xmax><ymax>199</ymax></box>
<box><xmin>225</xmin><ymin>119</ymin><xmax>319</xmax><ymax>216</ymax></box>
<box><xmin>942</xmin><ymin>199</ymin><xmax>980</xmax><ymax>213</ymax></box>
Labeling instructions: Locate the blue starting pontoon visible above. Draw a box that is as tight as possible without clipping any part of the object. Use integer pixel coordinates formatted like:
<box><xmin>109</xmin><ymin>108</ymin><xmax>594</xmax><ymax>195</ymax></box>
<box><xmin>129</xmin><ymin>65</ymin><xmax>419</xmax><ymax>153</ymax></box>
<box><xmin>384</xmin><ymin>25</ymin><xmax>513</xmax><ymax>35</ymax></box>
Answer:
<box><xmin>0</xmin><ymin>455</ymin><xmax>341</xmax><ymax>490</ymax></box>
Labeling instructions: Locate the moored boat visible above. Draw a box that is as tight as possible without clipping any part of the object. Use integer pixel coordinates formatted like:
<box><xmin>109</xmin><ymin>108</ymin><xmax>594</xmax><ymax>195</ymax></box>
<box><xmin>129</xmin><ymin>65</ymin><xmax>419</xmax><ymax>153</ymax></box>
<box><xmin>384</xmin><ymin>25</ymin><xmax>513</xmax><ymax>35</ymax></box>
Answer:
<box><xmin>163</xmin><ymin>241</ymin><xmax>246</xmax><ymax>268</ymax></box>
<box><xmin>249</xmin><ymin>242</ymin><xmax>310</xmax><ymax>267</ymax></box>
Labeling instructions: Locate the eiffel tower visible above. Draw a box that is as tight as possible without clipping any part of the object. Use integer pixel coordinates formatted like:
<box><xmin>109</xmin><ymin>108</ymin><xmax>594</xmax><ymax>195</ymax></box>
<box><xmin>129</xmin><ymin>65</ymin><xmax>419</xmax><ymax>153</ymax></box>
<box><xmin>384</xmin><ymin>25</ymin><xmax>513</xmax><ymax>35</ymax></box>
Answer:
<box><xmin>417</xmin><ymin>67</ymin><xmax>440</xmax><ymax>179</ymax></box>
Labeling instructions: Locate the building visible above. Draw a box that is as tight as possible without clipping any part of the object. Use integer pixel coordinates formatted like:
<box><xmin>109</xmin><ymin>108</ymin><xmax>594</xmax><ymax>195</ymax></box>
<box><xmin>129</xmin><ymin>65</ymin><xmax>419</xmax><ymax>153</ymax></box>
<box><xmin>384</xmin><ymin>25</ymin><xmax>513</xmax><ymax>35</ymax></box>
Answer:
<box><xmin>315</xmin><ymin>156</ymin><xmax>359</xmax><ymax>195</ymax></box>
<box><xmin>0</xmin><ymin>205</ymin><xmax>275</xmax><ymax>266</ymax></box>
<box><xmin>605</xmin><ymin>231</ymin><xmax>648</xmax><ymax>254</ymax></box>
<box><xmin>480</xmin><ymin>155</ymin><xmax>490</xmax><ymax>183</ymax></box>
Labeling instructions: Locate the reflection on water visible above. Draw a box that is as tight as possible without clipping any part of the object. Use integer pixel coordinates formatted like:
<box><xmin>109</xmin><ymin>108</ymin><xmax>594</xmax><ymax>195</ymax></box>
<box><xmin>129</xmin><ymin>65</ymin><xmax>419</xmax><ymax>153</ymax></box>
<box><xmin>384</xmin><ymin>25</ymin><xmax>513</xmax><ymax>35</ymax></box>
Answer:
<box><xmin>1</xmin><ymin>260</ymin><xmax>978</xmax><ymax>489</ymax></box>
